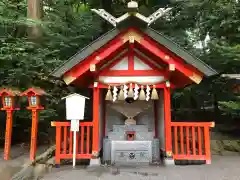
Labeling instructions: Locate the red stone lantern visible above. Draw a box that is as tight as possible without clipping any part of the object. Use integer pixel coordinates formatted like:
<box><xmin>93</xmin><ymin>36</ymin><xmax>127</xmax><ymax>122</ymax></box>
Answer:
<box><xmin>20</xmin><ymin>87</ymin><xmax>45</xmax><ymax>161</ymax></box>
<box><xmin>0</xmin><ymin>88</ymin><xmax>21</xmax><ymax>160</ymax></box>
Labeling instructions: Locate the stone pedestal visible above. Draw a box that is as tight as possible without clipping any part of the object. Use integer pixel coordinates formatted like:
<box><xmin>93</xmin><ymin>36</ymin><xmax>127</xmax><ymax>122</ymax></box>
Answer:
<box><xmin>89</xmin><ymin>158</ymin><xmax>101</xmax><ymax>167</ymax></box>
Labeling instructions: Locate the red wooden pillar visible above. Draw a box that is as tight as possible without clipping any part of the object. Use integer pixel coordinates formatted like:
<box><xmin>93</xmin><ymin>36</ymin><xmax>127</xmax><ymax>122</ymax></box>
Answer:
<box><xmin>153</xmin><ymin>100</ymin><xmax>159</xmax><ymax>138</ymax></box>
<box><xmin>204</xmin><ymin>126</ymin><xmax>211</xmax><ymax>164</ymax></box>
<box><xmin>30</xmin><ymin>109</ymin><xmax>38</xmax><ymax>161</ymax></box>
<box><xmin>4</xmin><ymin>109</ymin><xmax>13</xmax><ymax>160</ymax></box>
<box><xmin>164</xmin><ymin>86</ymin><xmax>173</xmax><ymax>158</ymax></box>
<box><xmin>55</xmin><ymin>126</ymin><xmax>61</xmax><ymax>166</ymax></box>
<box><xmin>102</xmin><ymin>92</ymin><xmax>106</xmax><ymax>140</ymax></box>
<box><xmin>92</xmin><ymin>84</ymin><xmax>99</xmax><ymax>157</ymax></box>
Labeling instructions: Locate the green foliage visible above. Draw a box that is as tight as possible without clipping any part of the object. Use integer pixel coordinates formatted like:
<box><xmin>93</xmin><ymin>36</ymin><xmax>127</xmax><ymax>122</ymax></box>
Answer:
<box><xmin>0</xmin><ymin>0</ymin><xmax>101</xmax><ymax>141</ymax></box>
<box><xmin>161</xmin><ymin>0</ymin><xmax>240</xmax><ymax>119</ymax></box>
<box><xmin>0</xmin><ymin>0</ymin><xmax>239</xmax><ymax>143</ymax></box>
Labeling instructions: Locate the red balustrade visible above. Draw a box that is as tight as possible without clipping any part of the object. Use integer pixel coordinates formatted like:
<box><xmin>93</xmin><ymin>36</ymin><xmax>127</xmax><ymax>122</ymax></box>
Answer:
<box><xmin>51</xmin><ymin>121</ymin><xmax>93</xmax><ymax>166</ymax></box>
<box><xmin>171</xmin><ymin>122</ymin><xmax>215</xmax><ymax>164</ymax></box>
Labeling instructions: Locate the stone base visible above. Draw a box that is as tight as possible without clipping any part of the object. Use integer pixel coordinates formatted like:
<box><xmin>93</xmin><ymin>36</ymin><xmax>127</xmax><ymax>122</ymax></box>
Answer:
<box><xmin>89</xmin><ymin>158</ymin><xmax>101</xmax><ymax>167</ymax></box>
<box><xmin>163</xmin><ymin>158</ymin><xmax>175</xmax><ymax>166</ymax></box>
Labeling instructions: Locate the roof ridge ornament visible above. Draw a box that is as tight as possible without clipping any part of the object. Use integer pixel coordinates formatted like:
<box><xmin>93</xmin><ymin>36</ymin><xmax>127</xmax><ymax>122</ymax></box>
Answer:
<box><xmin>91</xmin><ymin>1</ymin><xmax>172</xmax><ymax>27</ymax></box>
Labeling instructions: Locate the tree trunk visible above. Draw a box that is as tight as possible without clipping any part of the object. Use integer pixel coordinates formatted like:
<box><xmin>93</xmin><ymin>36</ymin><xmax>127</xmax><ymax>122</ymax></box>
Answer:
<box><xmin>27</xmin><ymin>0</ymin><xmax>43</xmax><ymax>39</ymax></box>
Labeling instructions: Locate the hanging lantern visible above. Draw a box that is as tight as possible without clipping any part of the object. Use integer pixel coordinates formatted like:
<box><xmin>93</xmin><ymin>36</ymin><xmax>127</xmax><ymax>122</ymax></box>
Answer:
<box><xmin>128</xmin><ymin>83</ymin><xmax>134</xmax><ymax>98</ymax></box>
<box><xmin>105</xmin><ymin>86</ymin><xmax>113</xmax><ymax>101</ymax></box>
<box><xmin>139</xmin><ymin>85</ymin><xmax>146</xmax><ymax>100</ymax></box>
<box><xmin>118</xmin><ymin>85</ymin><xmax>124</xmax><ymax>100</ymax></box>
<box><xmin>151</xmin><ymin>85</ymin><xmax>159</xmax><ymax>100</ymax></box>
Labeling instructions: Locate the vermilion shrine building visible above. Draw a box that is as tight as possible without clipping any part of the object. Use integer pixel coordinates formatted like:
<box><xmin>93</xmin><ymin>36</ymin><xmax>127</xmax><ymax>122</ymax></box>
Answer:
<box><xmin>51</xmin><ymin>3</ymin><xmax>217</xmax><ymax>166</ymax></box>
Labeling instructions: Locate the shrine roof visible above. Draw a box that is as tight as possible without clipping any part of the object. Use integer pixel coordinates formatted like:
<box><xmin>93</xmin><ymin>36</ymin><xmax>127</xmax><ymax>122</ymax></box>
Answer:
<box><xmin>51</xmin><ymin>26</ymin><xmax>217</xmax><ymax>78</ymax></box>
<box><xmin>20</xmin><ymin>87</ymin><xmax>48</xmax><ymax>96</ymax></box>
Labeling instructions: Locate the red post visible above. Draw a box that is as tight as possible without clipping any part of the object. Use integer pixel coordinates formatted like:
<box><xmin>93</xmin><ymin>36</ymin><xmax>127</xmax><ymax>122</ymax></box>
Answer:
<box><xmin>92</xmin><ymin>86</ymin><xmax>99</xmax><ymax>157</ymax></box>
<box><xmin>4</xmin><ymin>110</ymin><xmax>13</xmax><ymax>160</ymax></box>
<box><xmin>55</xmin><ymin>126</ymin><xmax>61</xmax><ymax>166</ymax></box>
<box><xmin>30</xmin><ymin>109</ymin><xmax>38</xmax><ymax>161</ymax></box>
<box><xmin>164</xmin><ymin>87</ymin><xmax>172</xmax><ymax>157</ymax></box>
<box><xmin>154</xmin><ymin>100</ymin><xmax>159</xmax><ymax>138</ymax></box>
<box><xmin>204</xmin><ymin>126</ymin><xmax>211</xmax><ymax>164</ymax></box>
<box><xmin>20</xmin><ymin>87</ymin><xmax>46</xmax><ymax>161</ymax></box>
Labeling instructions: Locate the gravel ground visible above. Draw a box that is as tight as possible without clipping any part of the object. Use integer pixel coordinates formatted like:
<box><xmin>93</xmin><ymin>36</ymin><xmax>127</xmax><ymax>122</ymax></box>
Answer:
<box><xmin>0</xmin><ymin>145</ymin><xmax>49</xmax><ymax>180</ymax></box>
<box><xmin>42</xmin><ymin>155</ymin><xmax>240</xmax><ymax>180</ymax></box>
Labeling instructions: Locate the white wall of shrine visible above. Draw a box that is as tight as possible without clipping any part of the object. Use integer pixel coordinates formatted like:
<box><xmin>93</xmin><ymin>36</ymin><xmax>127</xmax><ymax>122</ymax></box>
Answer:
<box><xmin>104</xmin><ymin>100</ymin><xmax>158</xmax><ymax>137</ymax></box>
<box><xmin>103</xmin><ymin>94</ymin><xmax>165</xmax><ymax>148</ymax></box>
<box><xmin>99</xmin><ymin>76</ymin><xmax>165</xmax><ymax>84</ymax></box>
<box><xmin>93</xmin><ymin>89</ymin><xmax>165</xmax><ymax>152</ymax></box>
<box><xmin>134</xmin><ymin>101</ymin><xmax>155</xmax><ymax>132</ymax></box>
<box><xmin>98</xmin><ymin>55</ymin><xmax>165</xmax><ymax>84</ymax></box>
<box><xmin>105</xmin><ymin>108</ymin><xmax>126</xmax><ymax>134</ymax></box>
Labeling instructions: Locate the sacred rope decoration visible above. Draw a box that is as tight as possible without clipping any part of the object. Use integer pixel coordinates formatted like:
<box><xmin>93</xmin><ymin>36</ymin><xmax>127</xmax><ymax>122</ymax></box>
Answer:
<box><xmin>105</xmin><ymin>83</ymin><xmax>160</xmax><ymax>101</ymax></box>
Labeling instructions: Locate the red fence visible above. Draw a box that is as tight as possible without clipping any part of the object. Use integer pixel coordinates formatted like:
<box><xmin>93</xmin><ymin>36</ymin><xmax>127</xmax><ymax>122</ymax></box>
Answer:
<box><xmin>51</xmin><ymin>121</ymin><xmax>93</xmax><ymax>165</ymax></box>
<box><xmin>51</xmin><ymin>121</ymin><xmax>214</xmax><ymax>166</ymax></box>
<box><xmin>171</xmin><ymin>122</ymin><xmax>214</xmax><ymax>164</ymax></box>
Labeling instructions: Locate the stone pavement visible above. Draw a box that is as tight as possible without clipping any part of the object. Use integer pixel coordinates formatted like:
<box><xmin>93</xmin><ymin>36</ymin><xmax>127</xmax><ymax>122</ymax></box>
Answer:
<box><xmin>42</xmin><ymin>155</ymin><xmax>240</xmax><ymax>180</ymax></box>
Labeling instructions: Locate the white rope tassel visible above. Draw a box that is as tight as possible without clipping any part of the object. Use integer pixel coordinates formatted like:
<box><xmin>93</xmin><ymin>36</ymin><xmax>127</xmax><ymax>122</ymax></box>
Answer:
<box><xmin>128</xmin><ymin>83</ymin><xmax>134</xmax><ymax>98</ymax></box>
<box><xmin>134</xmin><ymin>84</ymin><xmax>139</xmax><ymax>100</ymax></box>
<box><xmin>123</xmin><ymin>84</ymin><xmax>128</xmax><ymax>99</ymax></box>
<box><xmin>146</xmin><ymin>85</ymin><xmax>150</xmax><ymax>101</ymax></box>
<box><xmin>112</xmin><ymin>86</ymin><xmax>118</xmax><ymax>102</ymax></box>
<box><xmin>139</xmin><ymin>85</ymin><xmax>146</xmax><ymax>100</ymax></box>
<box><xmin>105</xmin><ymin>86</ymin><xmax>113</xmax><ymax>101</ymax></box>
<box><xmin>151</xmin><ymin>85</ymin><xmax>159</xmax><ymax>100</ymax></box>
<box><xmin>118</xmin><ymin>85</ymin><xmax>125</xmax><ymax>100</ymax></box>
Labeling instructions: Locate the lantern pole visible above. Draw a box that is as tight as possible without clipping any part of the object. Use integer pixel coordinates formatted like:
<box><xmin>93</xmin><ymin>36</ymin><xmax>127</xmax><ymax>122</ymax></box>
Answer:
<box><xmin>20</xmin><ymin>87</ymin><xmax>45</xmax><ymax>162</ymax></box>
<box><xmin>0</xmin><ymin>89</ymin><xmax>21</xmax><ymax>161</ymax></box>
<box><xmin>30</xmin><ymin>108</ymin><xmax>39</xmax><ymax>161</ymax></box>
<box><xmin>70</xmin><ymin>119</ymin><xmax>79</xmax><ymax>168</ymax></box>
<box><xmin>73</xmin><ymin>130</ymin><xmax>76</xmax><ymax>167</ymax></box>
<box><xmin>4</xmin><ymin>109</ymin><xmax>13</xmax><ymax>160</ymax></box>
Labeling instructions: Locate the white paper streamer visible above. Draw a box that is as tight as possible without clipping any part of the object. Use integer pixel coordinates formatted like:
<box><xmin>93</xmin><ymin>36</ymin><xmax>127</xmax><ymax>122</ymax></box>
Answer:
<box><xmin>123</xmin><ymin>84</ymin><xmax>128</xmax><ymax>99</ymax></box>
<box><xmin>134</xmin><ymin>84</ymin><xmax>139</xmax><ymax>100</ymax></box>
<box><xmin>146</xmin><ymin>85</ymin><xmax>151</xmax><ymax>101</ymax></box>
<box><xmin>112</xmin><ymin>86</ymin><xmax>118</xmax><ymax>102</ymax></box>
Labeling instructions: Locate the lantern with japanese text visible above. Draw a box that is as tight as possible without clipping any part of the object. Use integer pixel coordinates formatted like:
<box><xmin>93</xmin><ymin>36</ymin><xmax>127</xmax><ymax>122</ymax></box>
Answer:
<box><xmin>20</xmin><ymin>87</ymin><xmax>46</xmax><ymax>161</ymax></box>
<box><xmin>0</xmin><ymin>88</ymin><xmax>21</xmax><ymax>160</ymax></box>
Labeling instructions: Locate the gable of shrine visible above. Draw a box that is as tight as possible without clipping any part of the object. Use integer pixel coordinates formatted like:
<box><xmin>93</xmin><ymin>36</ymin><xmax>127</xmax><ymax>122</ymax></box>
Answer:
<box><xmin>51</xmin><ymin>6</ymin><xmax>217</xmax><ymax>89</ymax></box>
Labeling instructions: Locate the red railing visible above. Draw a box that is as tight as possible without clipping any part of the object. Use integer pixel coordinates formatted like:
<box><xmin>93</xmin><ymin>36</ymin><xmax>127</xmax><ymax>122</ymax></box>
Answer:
<box><xmin>171</xmin><ymin>122</ymin><xmax>214</xmax><ymax>164</ymax></box>
<box><xmin>51</xmin><ymin>121</ymin><xmax>93</xmax><ymax>165</ymax></box>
